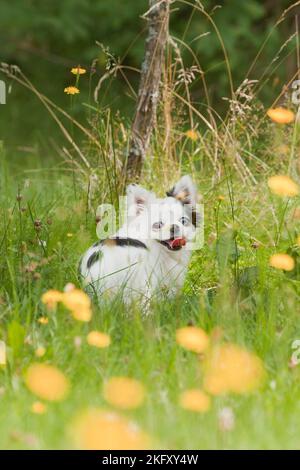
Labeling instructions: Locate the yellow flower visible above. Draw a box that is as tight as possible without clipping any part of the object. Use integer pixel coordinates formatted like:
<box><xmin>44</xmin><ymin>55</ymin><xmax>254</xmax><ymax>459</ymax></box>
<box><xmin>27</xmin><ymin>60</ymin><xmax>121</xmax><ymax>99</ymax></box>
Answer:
<box><xmin>269</xmin><ymin>253</ymin><xmax>295</xmax><ymax>271</ymax></box>
<box><xmin>38</xmin><ymin>317</ymin><xmax>49</xmax><ymax>325</ymax></box>
<box><xmin>268</xmin><ymin>175</ymin><xmax>299</xmax><ymax>197</ymax></box>
<box><xmin>41</xmin><ymin>290</ymin><xmax>64</xmax><ymax>310</ymax></box>
<box><xmin>71</xmin><ymin>408</ymin><xmax>150</xmax><ymax>450</ymax></box>
<box><xmin>267</xmin><ymin>107</ymin><xmax>295</xmax><ymax>124</ymax></box>
<box><xmin>176</xmin><ymin>326</ymin><xmax>209</xmax><ymax>354</ymax></box>
<box><xmin>179</xmin><ymin>389</ymin><xmax>211</xmax><ymax>413</ymax></box>
<box><xmin>71</xmin><ymin>66</ymin><xmax>86</xmax><ymax>75</ymax></box>
<box><xmin>87</xmin><ymin>331</ymin><xmax>111</xmax><ymax>349</ymax></box>
<box><xmin>64</xmin><ymin>86</ymin><xmax>80</xmax><ymax>95</ymax></box>
<box><xmin>35</xmin><ymin>346</ymin><xmax>46</xmax><ymax>358</ymax></box>
<box><xmin>62</xmin><ymin>289</ymin><xmax>92</xmax><ymax>322</ymax></box>
<box><xmin>67</xmin><ymin>233</ymin><xmax>73</xmax><ymax>238</ymax></box>
<box><xmin>25</xmin><ymin>363</ymin><xmax>70</xmax><ymax>402</ymax></box>
<box><xmin>31</xmin><ymin>401</ymin><xmax>47</xmax><ymax>414</ymax></box>
<box><xmin>0</xmin><ymin>340</ymin><xmax>6</xmax><ymax>366</ymax></box>
<box><xmin>204</xmin><ymin>344</ymin><xmax>265</xmax><ymax>395</ymax></box>
<box><xmin>103</xmin><ymin>377</ymin><xmax>145</xmax><ymax>410</ymax></box>
<box><xmin>185</xmin><ymin>129</ymin><xmax>198</xmax><ymax>141</ymax></box>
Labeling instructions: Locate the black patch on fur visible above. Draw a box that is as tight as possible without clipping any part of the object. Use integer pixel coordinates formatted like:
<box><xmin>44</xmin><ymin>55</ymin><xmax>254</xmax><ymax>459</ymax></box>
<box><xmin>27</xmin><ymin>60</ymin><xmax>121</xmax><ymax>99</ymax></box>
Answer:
<box><xmin>191</xmin><ymin>209</ymin><xmax>200</xmax><ymax>228</ymax></box>
<box><xmin>113</xmin><ymin>237</ymin><xmax>148</xmax><ymax>250</ymax></box>
<box><xmin>166</xmin><ymin>187</ymin><xmax>175</xmax><ymax>197</ymax></box>
<box><xmin>87</xmin><ymin>250</ymin><xmax>102</xmax><ymax>269</ymax></box>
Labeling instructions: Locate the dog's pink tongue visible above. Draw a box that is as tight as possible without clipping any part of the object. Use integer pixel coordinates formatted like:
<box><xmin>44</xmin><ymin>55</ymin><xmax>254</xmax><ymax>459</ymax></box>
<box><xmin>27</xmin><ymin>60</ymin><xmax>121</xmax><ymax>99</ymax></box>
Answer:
<box><xmin>170</xmin><ymin>237</ymin><xmax>186</xmax><ymax>249</ymax></box>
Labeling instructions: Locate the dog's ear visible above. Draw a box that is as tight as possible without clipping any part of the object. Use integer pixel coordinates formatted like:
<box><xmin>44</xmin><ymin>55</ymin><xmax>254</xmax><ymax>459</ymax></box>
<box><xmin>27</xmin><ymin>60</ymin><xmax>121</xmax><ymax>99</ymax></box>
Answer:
<box><xmin>126</xmin><ymin>184</ymin><xmax>155</xmax><ymax>217</ymax></box>
<box><xmin>166</xmin><ymin>175</ymin><xmax>197</xmax><ymax>207</ymax></box>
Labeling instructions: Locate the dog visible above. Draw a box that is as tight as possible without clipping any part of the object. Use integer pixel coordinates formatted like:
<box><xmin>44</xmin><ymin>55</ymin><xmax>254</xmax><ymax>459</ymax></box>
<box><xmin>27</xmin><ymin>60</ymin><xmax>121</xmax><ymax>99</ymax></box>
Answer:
<box><xmin>79</xmin><ymin>175</ymin><xmax>199</xmax><ymax>306</ymax></box>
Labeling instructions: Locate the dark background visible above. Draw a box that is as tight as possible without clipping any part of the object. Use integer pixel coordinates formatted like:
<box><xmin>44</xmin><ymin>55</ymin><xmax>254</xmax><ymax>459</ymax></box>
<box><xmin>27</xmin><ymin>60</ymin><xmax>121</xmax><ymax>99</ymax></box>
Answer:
<box><xmin>0</xmin><ymin>0</ymin><xmax>297</xmax><ymax>155</ymax></box>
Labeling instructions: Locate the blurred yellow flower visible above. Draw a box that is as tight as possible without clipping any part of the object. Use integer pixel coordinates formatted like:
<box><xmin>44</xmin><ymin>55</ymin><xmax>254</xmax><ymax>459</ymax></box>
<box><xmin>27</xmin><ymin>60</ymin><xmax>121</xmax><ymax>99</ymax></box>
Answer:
<box><xmin>179</xmin><ymin>389</ymin><xmax>211</xmax><ymax>413</ymax></box>
<box><xmin>25</xmin><ymin>363</ymin><xmax>70</xmax><ymax>402</ymax></box>
<box><xmin>41</xmin><ymin>290</ymin><xmax>64</xmax><ymax>310</ymax></box>
<box><xmin>269</xmin><ymin>253</ymin><xmax>295</xmax><ymax>271</ymax></box>
<box><xmin>62</xmin><ymin>289</ymin><xmax>92</xmax><ymax>322</ymax></box>
<box><xmin>38</xmin><ymin>317</ymin><xmax>49</xmax><ymax>325</ymax></box>
<box><xmin>204</xmin><ymin>344</ymin><xmax>265</xmax><ymax>395</ymax></box>
<box><xmin>185</xmin><ymin>129</ymin><xmax>198</xmax><ymax>141</ymax></box>
<box><xmin>71</xmin><ymin>408</ymin><xmax>150</xmax><ymax>450</ymax></box>
<box><xmin>176</xmin><ymin>326</ymin><xmax>209</xmax><ymax>354</ymax></box>
<box><xmin>0</xmin><ymin>340</ymin><xmax>6</xmax><ymax>366</ymax></box>
<box><xmin>31</xmin><ymin>401</ymin><xmax>47</xmax><ymax>414</ymax></box>
<box><xmin>268</xmin><ymin>175</ymin><xmax>299</xmax><ymax>197</ymax></box>
<box><xmin>64</xmin><ymin>86</ymin><xmax>80</xmax><ymax>95</ymax></box>
<box><xmin>35</xmin><ymin>346</ymin><xmax>46</xmax><ymax>358</ymax></box>
<box><xmin>103</xmin><ymin>377</ymin><xmax>145</xmax><ymax>410</ymax></box>
<box><xmin>267</xmin><ymin>107</ymin><xmax>295</xmax><ymax>124</ymax></box>
<box><xmin>71</xmin><ymin>66</ymin><xmax>86</xmax><ymax>75</ymax></box>
<box><xmin>87</xmin><ymin>331</ymin><xmax>111</xmax><ymax>349</ymax></box>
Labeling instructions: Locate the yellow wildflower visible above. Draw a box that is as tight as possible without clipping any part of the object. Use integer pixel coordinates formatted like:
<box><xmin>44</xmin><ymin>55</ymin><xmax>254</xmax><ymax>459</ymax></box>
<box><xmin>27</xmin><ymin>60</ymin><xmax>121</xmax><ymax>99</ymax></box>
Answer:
<box><xmin>87</xmin><ymin>331</ymin><xmax>111</xmax><ymax>349</ymax></box>
<box><xmin>267</xmin><ymin>107</ymin><xmax>295</xmax><ymax>124</ymax></box>
<box><xmin>71</xmin><ymin>66</ymin><xmax>86</xmax><ymax>75</ymax></box>
<box><xmin>185</xmin><ymin>129</ymin><xmax>198</xmax><ymax>141</ymax></box>
<box><xmin>41</xmin><ymin>290</ymin><xmax>64</xmax><ymax>310</ymax></box>
<box><xmin>64</xmin><ymin>86</ymin><xmax>80</xmax><ymax>95</ymax></box>
<box><xmin>269</xmin><ymin>253</ymin><xmax>295</xmax><ymax>271</ymax></box>
<box><xmin>62</xmin><ymin>289</ymin><xmax>92</xmax><ymax>322</ymax></box>
<box><xmin>204</xmin><ymin>344</ymin><xmax>265</xmax><ymax>395</ymax></box>
<box><xmin>103</xmin><ymin>377</ymin><xmax>145</xmax><ymax>410</ymax></box>
<box><xmin>176</xmin><ymin>326</ymin><xmax>209</xmax><ymax>354</ymax></box>
<box><xmin>179</xmin><ymin>389</ymin><xmax>211</xmax><ymax>413</ymax></box>
<box><xmin>268</xmin><ymin>175</ymin><xmax>299</xmax><ymax>197</ymax></box>
<box><xmin>25</xmin><ymin>363</ymin><xmax>70</xmax><ymax>402</ymax></box>
<box><xmin>71</xmin><ymin>408</ymin><xmax>151</xmax><ymax>450</ymax></box>
<box><xmin>31</xmin><ymin>401</ymin><xmax>47</xmax><ymax>415</ymax></box>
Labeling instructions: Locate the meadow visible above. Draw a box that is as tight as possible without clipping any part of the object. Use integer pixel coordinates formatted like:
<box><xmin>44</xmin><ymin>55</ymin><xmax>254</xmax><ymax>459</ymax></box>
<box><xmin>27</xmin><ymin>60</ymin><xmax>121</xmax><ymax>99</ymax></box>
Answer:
<box><xmin>1</xmin><ymin>1</ymin><xmax>300</xmax><ymax>451</ymax></box>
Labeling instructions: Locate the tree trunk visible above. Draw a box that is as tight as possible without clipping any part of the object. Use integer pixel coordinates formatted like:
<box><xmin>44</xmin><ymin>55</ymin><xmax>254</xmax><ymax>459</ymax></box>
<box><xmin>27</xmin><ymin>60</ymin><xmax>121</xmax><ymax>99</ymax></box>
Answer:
<box><xmin>125</xmin><ymin>0</ymin><xmax>170</xmax><ymax>183</ymax></box>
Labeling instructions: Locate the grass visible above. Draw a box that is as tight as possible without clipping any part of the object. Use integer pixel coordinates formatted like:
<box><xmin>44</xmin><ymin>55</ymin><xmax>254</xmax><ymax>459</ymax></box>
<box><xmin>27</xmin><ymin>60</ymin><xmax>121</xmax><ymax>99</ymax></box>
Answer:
<box><xmin>1</xmin><ymin>1</ymin><xmax>300</xmax><ymax>447</ymax></box>
<box><xmin>1</xmin><ymin>123</ymin><xmax>300</xmax><ymax>450</ymax></box>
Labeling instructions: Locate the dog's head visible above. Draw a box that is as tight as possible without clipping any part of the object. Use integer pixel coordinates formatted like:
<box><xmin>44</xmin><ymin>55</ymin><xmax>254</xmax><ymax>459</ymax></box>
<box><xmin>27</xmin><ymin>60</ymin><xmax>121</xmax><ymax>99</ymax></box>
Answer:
<box><xmin>125</xmin><ymin>176</ymin><xmax>199</xmax><ymax>252</ymax></box>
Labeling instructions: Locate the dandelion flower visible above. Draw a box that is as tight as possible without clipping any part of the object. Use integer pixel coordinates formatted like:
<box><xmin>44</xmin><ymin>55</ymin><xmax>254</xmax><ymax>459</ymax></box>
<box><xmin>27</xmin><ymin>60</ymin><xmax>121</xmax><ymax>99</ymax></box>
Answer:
<box><xmin>204</xmin><ymin>344</ymin><xmax>265</xmax><ymax>395</ymax></box>
<box><xmin>64</xmin><ymin>86</ymin><xmax>80</xmax><ymax>95</ymax></box>
<box><xmin>31</xmin><ymin>401</ymin><xmax>47</xmax><ymax>415</ymax></box>
<box><xmin>179</xmin><ymin>389</ymin><xmax>211</xmax><ymax>413</ymax></box>
<box><xmin>35</xmin><ymin>346</ymin><xmax>46</xmax><ymax>358</ymax></box>
<box><xmin>87</xmin><ymin>331</ymin><xmax>111</xmax><ymax>349</ymax></box>
<box><xmin>71</xmin><ymin>66</ymin><xmax>86</xmax><ymax>75</ymax></box>
<box><xmin>267</xmin><ymin>107</ymin><xmax>295</xmax><ymax>124</ymax></box>
<box><xmin>71</xmin><ymin>408</ymin><xmax>151</xmax><ymax>450</ymax></box>
<box><xmin>269</xmin><ymin>253</ymin><xmax>295</xmax><ymax>271</ymax></box>
<box><xmin>38</xmin><ymin>317</ymin><xmax>48</xmax><ymax>325</ymax></box>
<box><xmin>41</xmin><ymin>290</ymin><xmax>64</xmax><ymax>310</ymax></box>
<box><xmin>268</xmin><ymin>175</ymin><xmax>299</xmax><ymax>197</ymax></box>
<box><xmin>176</xmin><ymin>326</ymin><xmax>209</xmax><ymax>354</ymax></box>
<box><xmin>103</xmin><ymin>377</ymin><xmax>145</xmax><ymax>410</ymax></box>
<box><xmin>185</xmin><ymin>129</ymin><xmax>198</xmax><ymax>141</ymax></box>
<box><xmin>25</xmin><ymin>363</ymin><xmax>70</xmax><ymax>402</ymax></box>
<box><xmin>62</xmin><ymin>289</ymin><xmax>92</xmax><ymax>322</ymax></box>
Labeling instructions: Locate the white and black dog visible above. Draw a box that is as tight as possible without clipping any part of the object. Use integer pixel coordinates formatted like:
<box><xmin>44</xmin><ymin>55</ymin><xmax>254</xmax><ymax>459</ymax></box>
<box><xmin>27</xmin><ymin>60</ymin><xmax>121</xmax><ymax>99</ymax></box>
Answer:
<box><xmin>79</xmin><ymin>176</ymin><xmax>199</xmax><ymax>305</ymax></box>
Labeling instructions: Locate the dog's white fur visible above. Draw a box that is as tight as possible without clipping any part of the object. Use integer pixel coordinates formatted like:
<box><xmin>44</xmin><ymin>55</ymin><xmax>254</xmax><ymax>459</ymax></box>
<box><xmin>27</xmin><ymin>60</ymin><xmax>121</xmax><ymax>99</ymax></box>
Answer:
<box><xmin>79</xmin><ymin>176</ymin><xmax>198</xmax><ymax>304</ymax></box>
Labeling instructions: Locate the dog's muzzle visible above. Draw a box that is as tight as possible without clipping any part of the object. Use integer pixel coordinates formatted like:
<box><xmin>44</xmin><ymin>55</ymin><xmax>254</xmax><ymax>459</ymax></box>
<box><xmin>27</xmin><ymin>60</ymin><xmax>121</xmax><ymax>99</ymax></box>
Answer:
<box><xmin>158</xmin><ymin>237</ymin><xmax>186</xmax><ymax>251</ymax></box>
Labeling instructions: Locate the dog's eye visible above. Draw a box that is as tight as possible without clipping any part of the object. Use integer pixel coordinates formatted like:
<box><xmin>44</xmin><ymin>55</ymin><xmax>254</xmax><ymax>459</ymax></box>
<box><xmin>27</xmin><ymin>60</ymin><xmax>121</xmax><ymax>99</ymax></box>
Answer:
<box><xmin>152</xmin><ymin>221</ymin><xmax>164</xmax><ymax>230</ymax></box>
<box><xmin>180</xmin><ymin>216</ymin><xmax>190</xmax><ymax>226</ymax></box>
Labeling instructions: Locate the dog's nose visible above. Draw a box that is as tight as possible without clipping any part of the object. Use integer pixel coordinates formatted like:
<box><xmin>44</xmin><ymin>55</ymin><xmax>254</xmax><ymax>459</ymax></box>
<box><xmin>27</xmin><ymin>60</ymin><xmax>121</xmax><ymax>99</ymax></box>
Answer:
<box><xmin>170</xmin><ymin>224</ymin><xmax>181</xmax><ymax>237</ymax></box>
